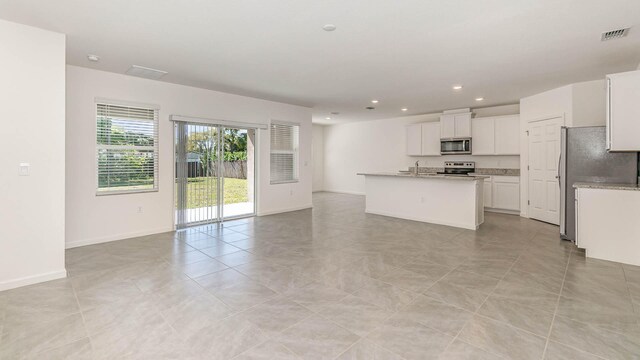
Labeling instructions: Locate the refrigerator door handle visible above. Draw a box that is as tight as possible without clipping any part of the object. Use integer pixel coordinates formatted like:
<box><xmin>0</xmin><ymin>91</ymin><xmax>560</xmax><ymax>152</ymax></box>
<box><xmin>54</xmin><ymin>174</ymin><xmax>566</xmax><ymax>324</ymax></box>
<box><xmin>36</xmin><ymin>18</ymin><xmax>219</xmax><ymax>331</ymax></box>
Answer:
<box><xmin>559</xmin><ymin>128</ymin><xmax>567</xmax><ymax>238</ymax></box>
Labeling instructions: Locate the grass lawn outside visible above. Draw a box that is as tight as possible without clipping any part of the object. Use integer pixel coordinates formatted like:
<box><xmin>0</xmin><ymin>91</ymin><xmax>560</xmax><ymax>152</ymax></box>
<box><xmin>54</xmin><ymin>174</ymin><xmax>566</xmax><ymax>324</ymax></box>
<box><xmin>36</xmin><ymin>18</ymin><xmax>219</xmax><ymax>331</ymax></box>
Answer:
<box><xmin>182</xmin><ymin>177</ymin><xmax>248</xmax><ymax>209</ymax></box>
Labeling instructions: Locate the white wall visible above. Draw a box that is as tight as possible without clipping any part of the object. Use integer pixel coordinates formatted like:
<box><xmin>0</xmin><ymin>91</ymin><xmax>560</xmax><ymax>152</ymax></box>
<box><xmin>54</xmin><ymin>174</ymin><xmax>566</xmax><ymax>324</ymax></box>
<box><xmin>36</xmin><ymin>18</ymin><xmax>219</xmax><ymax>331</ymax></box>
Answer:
<box><xmin>66</xmin><ymin>66</ymin><xmax>312</xmax><ymax>248</ymax></box>
<box><xmin>323</xmin><ymin>105</ymin><xmax>520</xmax><ymax>195</ymax></box>
<box><xmin>519</xmin><ymin>79</ymin><xmax>605</xmax><ymax>217</ymax></box>
<box><xmin>572</xmin><ymin>80</ymin><xmax>606</xmax><ymax>127</ymax></box>
<box><xmin>0</xmin><ymin>20</ymin><xmax>66</xmax><ymax>290</ymax></box>
<box><xmin>312</xmin><ymin>124</ymin><xmax>325</xmax><ymax>192</ymax></box>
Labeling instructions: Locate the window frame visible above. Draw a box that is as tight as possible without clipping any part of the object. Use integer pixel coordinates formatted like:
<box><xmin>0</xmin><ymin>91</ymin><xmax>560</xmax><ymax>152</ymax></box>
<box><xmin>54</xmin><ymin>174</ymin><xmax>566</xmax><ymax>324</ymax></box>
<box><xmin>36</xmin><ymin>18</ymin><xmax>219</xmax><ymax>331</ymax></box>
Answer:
<box><xmin>95</xmin><ymin>100</ymin><xmax>160</xmax><ymax>196</ymax></box>
<box><xmin>269</xmin><ymin>120</ymin><xmax>300</xmax><ymax>185</ymax></box>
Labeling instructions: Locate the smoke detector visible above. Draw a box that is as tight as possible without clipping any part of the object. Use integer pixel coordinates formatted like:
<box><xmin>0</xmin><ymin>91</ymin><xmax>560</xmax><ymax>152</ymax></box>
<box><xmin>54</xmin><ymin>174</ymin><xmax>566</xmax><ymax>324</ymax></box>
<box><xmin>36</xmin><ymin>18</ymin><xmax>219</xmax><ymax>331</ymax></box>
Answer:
<box><xmin>601</xmin><ymin>27</ymin><xmax>630</xmax><ymax>41</ymax></box>
<box><xmin>125</xmin><ymin>65</ymin><xmax>168</xmax><ymax>80</ymax></box>
<box><xmin>322</xmin><ymin>24</ymin><xmax>337</xmax><ymax>32</ymax></box>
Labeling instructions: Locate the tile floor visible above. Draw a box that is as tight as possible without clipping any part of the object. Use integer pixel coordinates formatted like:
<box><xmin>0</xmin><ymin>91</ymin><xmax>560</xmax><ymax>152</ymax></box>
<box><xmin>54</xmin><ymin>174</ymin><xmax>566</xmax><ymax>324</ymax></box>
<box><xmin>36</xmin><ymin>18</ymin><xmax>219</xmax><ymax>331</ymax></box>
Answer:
<box><xmin>1</xmin><ymin>192</ymin><xmax>640</xmax><ymax>359</ymax></box>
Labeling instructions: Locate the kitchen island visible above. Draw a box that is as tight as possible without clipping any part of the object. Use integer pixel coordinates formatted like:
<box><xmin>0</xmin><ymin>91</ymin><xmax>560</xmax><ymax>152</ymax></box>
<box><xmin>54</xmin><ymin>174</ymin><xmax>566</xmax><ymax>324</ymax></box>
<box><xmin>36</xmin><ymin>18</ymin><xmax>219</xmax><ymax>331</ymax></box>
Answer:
<box><xmin>357</xmin><ymin>173</ymin><xmax>488</xmax><ymax>230</ymax></box>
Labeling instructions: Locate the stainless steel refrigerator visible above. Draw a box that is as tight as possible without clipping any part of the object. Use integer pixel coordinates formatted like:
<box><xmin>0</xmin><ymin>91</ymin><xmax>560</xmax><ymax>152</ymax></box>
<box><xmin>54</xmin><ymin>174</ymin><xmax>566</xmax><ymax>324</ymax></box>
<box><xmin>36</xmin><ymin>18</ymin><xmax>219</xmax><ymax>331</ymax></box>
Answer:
<box><xmin>560</xmin><ymin>126</ymin><xmax>638</xmax><ymax>242</ymax></box>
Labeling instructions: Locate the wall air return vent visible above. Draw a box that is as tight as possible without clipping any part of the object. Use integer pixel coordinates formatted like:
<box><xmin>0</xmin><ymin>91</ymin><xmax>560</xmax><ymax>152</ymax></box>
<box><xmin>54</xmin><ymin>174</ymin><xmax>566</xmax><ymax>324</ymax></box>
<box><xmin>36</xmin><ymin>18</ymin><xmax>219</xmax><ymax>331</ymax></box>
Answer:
<box><xmin>125</xmin><ymin>65</ymin><xmax>168</xmax><ymax>80</ymax></box>
<box><xmin>601</xmin><ymin>28</ymin><xmax>630</xmax><ymax>41</ymax></box>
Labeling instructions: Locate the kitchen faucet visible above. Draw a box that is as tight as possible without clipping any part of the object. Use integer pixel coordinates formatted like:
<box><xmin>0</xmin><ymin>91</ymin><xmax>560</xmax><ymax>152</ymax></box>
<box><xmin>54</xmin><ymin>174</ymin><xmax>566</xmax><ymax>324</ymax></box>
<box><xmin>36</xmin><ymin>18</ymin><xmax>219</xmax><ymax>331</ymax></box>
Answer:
<box><xmin>414</xmin><ymin>160</ymin><xmax>419</xmax><ymax>175</ymax></box>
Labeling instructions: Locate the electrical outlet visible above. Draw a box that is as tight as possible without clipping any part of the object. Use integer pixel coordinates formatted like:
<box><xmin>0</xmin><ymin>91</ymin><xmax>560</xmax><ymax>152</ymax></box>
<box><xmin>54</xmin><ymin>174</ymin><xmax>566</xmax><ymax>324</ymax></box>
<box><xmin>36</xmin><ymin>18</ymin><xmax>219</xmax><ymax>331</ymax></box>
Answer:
<box><xmin>137</xmin><ymin>206</ymin><xmax>143</xmax><ymax>213</ymax></box>
<box><xmin>19</xmin><ymin>163</ymin><xmax>30</xmax><ymax>176</ymax></box>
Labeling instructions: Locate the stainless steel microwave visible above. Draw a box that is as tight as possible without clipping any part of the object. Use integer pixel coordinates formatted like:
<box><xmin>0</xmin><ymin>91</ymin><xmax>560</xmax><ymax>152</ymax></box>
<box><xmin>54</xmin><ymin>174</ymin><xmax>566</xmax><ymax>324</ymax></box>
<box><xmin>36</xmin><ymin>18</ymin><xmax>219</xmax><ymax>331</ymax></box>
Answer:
<box><xmin>440</xmin><ymin>138</ymin><xmax>472</xmax><ymax>155</ymax></box>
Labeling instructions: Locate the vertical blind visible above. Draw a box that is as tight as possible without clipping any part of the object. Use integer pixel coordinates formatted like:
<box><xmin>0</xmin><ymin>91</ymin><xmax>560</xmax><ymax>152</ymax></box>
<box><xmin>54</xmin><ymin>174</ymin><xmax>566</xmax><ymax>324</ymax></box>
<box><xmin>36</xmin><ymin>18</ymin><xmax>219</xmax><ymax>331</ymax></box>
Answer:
<box><xmin>96</xmin><ymin>103</ymin><xmax>159</xmax><ymax>194</ymax></box>
<box><xmin>270</xmin><ymin>122</ymin><xmax>299</xmax><ymax>184</ymax></box>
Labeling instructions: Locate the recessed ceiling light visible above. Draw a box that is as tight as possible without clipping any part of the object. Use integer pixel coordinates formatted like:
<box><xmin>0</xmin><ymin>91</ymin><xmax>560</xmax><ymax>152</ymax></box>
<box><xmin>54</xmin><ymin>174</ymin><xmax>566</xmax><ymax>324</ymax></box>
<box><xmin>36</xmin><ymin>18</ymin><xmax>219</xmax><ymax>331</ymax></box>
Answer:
<box><xmin>325</xmin><ymin>117</ymin><xmax>331</xmax><ymax>120</ymax></box>
<box><xmin>322</xmin><ymin>24</ymin><xmax>337</xmax><ymax>32</ymax></box>
<box><xmin>87</xmin><ymin>54</ymin><xmax>100</xmax><ymax>62</ymax></box>
<box><xmin>371</xmin><ymin>100</ymin><xmax>379</xmax><ymax>104</ymax></box>
<box><xmin>452</xmin><ymin>85</ymin><xmax>463</xmax><ymax>90</ymax></box>
<box><xmin>475</xmin><ymin>97</ymin><xmax>484</xmax><ymax>101</ymax></box>
<box><xmin>401</xmin><ymin>108</ymin><xmax>408</xmax><ymax>112</ymax></box>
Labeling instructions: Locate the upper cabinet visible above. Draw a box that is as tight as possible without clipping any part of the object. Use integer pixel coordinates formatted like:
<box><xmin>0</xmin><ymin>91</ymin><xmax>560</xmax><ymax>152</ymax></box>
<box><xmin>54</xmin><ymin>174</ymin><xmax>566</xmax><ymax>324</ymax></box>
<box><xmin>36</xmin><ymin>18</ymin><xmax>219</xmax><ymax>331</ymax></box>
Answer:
<box><xmin>471</xmin><ymin>117</ymin><xmax>495</xmax><ymax>155</ymax></box>
<box><xmin>606</xmin><ymin>70</ymin><xmax>640</xmax><ymax>151</ymax></box>
<box><xmin>472</xmin><ymin>115</ymin><xmax>520</xmax><ymax>155</ymax></box>
<box><xmin>421</xmin><ymin>122</ymin><xmax>441</xmax><ymax>156</ymax></box>
<box><xmin>406</xmin><ymin>123</ymin><xmax>422</xmax><ymax>156</ymax></box>
<box><xmin>495</xmin><ymin>116</ymin><xmax>520</xmax><ymax>154</ymax></box>
<box><xmin>406</xmin><ymin>122</ymin><xmax>441</xmax><ymax>156</ymax></box>
<box><xmin>440</xmin><ymin>112</ymin><xmax>471</xmax><ymax>138</ymax></box>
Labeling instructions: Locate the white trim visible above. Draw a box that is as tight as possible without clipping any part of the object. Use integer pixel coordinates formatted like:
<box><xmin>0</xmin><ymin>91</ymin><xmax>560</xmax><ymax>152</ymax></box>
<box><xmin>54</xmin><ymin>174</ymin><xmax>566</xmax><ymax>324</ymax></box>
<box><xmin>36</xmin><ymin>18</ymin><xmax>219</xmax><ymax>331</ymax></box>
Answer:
<box><xmin>65</xmin><ymin>226</ymin><xmax>174</xmax><ymax>249</ymax></box>
<box><xmin>170</xmin><ymin>114</ymin><xmax>268</xmax><ymax>130</ymax></box>
<box><xmin>0</xmin><ymin>269</ymin><xmax>67</xmax><ymax>292</ymax></box>
<box><xmin>322</xmin><ymin>189</ymin><xmax>366</xmax><ymax>196</ymax></box>
<box><xmin>95</xmin><ymin>97</ymin><xmax>160</xmax><ymax>110</ymax></box>
<box><xmin>96</xmin><ymin>188</ymin><xmax>159</xmax><ymax>196</ymax></box>
<box><xmin>271</xmin><ymin>119</ymin><xmax>301</xmax><ymax>126</ymax></box>
<box><xmin>257</xmin><ymin>204</ymin><xmax>312</xmax><ymax>216</ymax></box>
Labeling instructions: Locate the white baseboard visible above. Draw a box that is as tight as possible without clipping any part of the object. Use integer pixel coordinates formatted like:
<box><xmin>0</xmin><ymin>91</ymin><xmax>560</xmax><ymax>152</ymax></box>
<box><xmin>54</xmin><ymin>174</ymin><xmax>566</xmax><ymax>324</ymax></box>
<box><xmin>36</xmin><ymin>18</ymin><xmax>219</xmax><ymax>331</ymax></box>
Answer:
<box><xmin>0</xmin><ymin>269</ymin><xmax>67</xmax><ymax>292</ymax></box>
<box><xmin>322</xmin><ymin>189</ymin><xmax>365</xmax><ymax>196</ymax></box>
<box><xmin>485</xmin><ymin>208</ymin><xmax>521</xmax><ymax>216</ymax></box>
<box><xmin>258</xmin><ymin>204</ymin><xmax>313</xmax><ymax>216</ymax></box>
<box><xmin>66</xmin><ymin>227</ymin><xmax>174</xmax><ymax>249</ymax></box>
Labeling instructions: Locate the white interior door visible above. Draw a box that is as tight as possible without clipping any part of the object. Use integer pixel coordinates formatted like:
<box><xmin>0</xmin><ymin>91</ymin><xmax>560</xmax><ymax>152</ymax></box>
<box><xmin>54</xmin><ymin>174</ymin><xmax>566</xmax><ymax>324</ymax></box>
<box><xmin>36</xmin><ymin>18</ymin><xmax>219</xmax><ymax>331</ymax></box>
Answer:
<box><xmin>528</xmin><ymin>117</ymin><xmax>563</xmax><ymax>225</ymax></box>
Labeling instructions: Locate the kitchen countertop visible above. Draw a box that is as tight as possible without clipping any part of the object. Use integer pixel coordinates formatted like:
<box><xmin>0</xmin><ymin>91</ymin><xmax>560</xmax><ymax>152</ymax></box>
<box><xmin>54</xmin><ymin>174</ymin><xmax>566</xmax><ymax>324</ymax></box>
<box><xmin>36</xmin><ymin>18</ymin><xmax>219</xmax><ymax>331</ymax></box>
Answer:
<box><xmin>573</xmin><ymin>182</ymin><xmax>640</xmax><ymax>191</ymax></box>
<box><xmin>408</xmin><ymin>167</ymin><xmax>520</xmax><ymax>176</ymax></box>
<box><xmin>357</xmin><ymin>172</ymin><xmax>490</xmax><ymax>181</ymax></box>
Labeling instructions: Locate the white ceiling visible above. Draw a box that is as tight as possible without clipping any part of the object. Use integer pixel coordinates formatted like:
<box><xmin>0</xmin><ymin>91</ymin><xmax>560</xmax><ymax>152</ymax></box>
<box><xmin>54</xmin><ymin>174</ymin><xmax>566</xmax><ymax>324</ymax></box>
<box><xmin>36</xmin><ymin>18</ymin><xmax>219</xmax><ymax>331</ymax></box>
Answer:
<box><xmin>1</xmin><ymin>0</ymin><xmax>639</xmax><ymax>124</ymax></box>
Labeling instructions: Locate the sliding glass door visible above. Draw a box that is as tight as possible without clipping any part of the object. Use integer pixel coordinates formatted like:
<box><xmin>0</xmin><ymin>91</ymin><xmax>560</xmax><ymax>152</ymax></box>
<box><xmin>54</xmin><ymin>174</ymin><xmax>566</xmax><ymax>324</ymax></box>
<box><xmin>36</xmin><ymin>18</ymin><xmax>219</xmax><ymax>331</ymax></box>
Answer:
<box><xmin>175</xmin><ymin>122</ymin><xmax>255</xmax><ymax>228</ymax></box>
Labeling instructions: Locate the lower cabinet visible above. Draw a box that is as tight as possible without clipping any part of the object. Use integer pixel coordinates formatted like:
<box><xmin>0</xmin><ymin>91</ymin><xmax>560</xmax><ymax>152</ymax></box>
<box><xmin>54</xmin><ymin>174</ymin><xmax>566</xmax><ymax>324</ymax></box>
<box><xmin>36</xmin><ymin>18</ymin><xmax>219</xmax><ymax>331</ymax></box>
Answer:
<box><xmin>483</xmin><ymin>180</ymin><xmax>492</xmax><ymax>208</ymax></box>
<box><xmin>484</xmin><ymin>176</ymin><xmax>520</xmax><ymax>212</ymax></box>
<box><xmin>575</xmin><ymin>187</ymin><xmax>640</xmax><ymax>266</ymax></box>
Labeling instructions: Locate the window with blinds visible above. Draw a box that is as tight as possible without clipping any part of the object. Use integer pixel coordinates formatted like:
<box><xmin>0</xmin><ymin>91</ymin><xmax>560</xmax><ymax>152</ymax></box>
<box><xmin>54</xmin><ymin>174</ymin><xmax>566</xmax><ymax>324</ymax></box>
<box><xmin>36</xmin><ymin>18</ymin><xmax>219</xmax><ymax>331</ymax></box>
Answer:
<box><xmin>270</xmin><ymin>121</ymin><xmax>299</xmax><ymax>184</ymax></box>
<box><xmin>96</xmin><ymin>103</ymin><xmax>159</xmax><ymax>194</ymax></box>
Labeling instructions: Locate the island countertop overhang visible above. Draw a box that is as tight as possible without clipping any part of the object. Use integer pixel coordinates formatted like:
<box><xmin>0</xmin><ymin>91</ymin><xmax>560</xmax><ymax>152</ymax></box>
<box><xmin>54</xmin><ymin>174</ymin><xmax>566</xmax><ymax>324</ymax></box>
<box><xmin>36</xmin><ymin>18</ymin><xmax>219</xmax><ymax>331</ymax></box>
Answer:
<box><xmin>357</xmin><ymin>172</ymin><xmax>489</xmax><ymax>181</ymax></box>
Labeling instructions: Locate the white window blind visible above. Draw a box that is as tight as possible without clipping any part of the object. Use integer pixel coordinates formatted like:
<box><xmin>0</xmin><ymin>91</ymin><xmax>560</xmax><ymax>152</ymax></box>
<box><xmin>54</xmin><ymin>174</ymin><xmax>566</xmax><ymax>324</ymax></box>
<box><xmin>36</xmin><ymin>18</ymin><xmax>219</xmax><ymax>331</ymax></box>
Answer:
<box><xmin>270</xmin><ymin>122</ymin><xmax>299</xmax><ymax>184</ymax></box>
<box><xmin>96</xmin><ymin>103</ymin><xmax>159</xmax><ymax>194</ymax></box>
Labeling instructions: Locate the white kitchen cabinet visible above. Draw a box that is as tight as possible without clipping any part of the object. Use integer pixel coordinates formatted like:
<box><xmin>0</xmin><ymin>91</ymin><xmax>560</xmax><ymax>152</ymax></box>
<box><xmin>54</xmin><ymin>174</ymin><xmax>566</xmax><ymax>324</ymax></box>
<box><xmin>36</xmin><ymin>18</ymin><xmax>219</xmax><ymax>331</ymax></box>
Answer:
<box><xmin>484</xmin><ymin>175</ymin><xmax>520</xmax><ymax>212</ymax></box>
<box><xmin>575</xmin><ymin>187</ymin><xmax>640</xmax><ymax>266</ymax></box>
<box><xmin>494</xmin><ymin>116</ymin><xmax>520</xmax><ymax>155</ymax></box>
<box><xmin>483</xmin><ymin>177</ymin><xmax>493</xmax><ymax>208</ymax></box>
<box><xmin>606</xmin><ymin>70</ymin><xmax>640</xmax><ymax>151</ymax></box>
<box><xmin>472</xmin><ymin>115</ymin><xmax>520</xmax><ymax>155</ymax></box>
<box><xmin>471</xmin><ymin>117</ymin><xmax>495</xmax><ymax>155</ymax></box>
<box><xmin>454</xmin><ymin>114</ymin><xmax>471</xmax><ymax>137</ymax></box>
<box><xmin>421</xmin><ymin>122</ymin><xmax>441</xmax><ymax>156</ymax></box>
<box><xmin>440</xmin><ymin>112</ymin><xmax>471</xmax><ymax>138</ymax></box>
<box><xmin>440</xmin><ymin>114</ymin><xmax>456</xmax><ymax>138</ymax></box>
<box><xmin>406</xmin><ymin>123</ymin><xmax>422</xmax><ymax>156</ymax></box>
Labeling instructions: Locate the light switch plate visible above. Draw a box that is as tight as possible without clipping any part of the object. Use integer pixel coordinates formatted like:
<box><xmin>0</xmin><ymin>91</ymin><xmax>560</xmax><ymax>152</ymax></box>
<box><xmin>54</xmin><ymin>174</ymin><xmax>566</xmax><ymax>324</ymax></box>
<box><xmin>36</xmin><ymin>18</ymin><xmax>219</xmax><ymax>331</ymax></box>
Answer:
<box><xmin>19</xmin><ymin>163</ymin><xmax>30</xmax><ymax>176</ymax></box>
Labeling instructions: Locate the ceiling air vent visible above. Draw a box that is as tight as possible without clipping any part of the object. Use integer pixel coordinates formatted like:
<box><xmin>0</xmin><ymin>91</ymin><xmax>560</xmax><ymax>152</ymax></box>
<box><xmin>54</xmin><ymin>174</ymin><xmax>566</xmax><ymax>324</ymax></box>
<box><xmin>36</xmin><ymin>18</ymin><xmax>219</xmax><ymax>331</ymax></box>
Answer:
<box><xmin>125</xmin><ymin>65</ymin><xmax>168</xmax><ymax>80</ymax></box>
<box><xmin>601</xmin><ymin>28</ymin><xmax>630</xmax><ymax>41</ymax></box>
